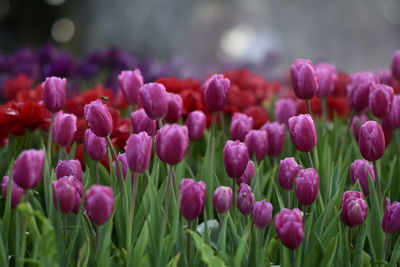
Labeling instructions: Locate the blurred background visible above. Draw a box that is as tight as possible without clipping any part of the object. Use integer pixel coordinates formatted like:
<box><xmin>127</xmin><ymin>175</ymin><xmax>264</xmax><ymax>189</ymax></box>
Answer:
<box><xmin>0</xmin><ymin>0</ymin><xmax>400</xmax><ymax>76</ymax></box>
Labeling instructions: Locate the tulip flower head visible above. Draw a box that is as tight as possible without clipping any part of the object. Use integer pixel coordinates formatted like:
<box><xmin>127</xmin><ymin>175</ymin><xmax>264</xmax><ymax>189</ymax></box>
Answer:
<box><xmin>290</xmin><ymin>59</ymin><xmax>318</xmax><ymax>100</ymax></box>
<box><xmin>252</xmin><ymin>200</ymin><xmax>273</xmax><ymax>228</ymax></box>
<box><xmin>391</xmin><ymin>50</ymin><xmax>400</xmax><ymax>80</ymax></box>
<box><xmin>237</xmin><ymin>183</ymin><xmax>255</xmax><ymax>215</ymax></box>
<box><xmin>55</xmin><ymin>159</ymin><xmax>83</xmax><ymax>182</ymax></box>
<box><xmin>278</xmin><ymin>157</ymin><xmax>301</xmax><ymax>190</ymax></box>
<box><xmin>261</xmin><ymin>122</ymin><xmax>285</xmax><ymax>156</ymax></box>
<box><xmin>369</xmin><ymin>84</ymin><xmax>394</xmax><ymax>118</ymax></box>
<box><xmin>185</xmin><ymin>110</ymin><xmax>206</xmax><ymax>141</ymax></box>
<box><xmin>84</xmin><ymin>99</ymin><xmax>113</xmax><ymax>137</ymax></box>
<box><xmin>382</xmin><ymin>95</ymin><xmax>400</xmax><ymax>130</ymax></box>
<box><xmin>315</xmin><ymin>62</ymin><xmax>337</xmax><ymax>97</ymax></box>
<box><xmin>213</xmin><ymin>186</ymin><xmax>233</xmax><ymax>214</ymax></box>
<box><xmin>340</xmin><ymin>191</ymin><xmax>368</xmax><ymax>227</ymax></box>
<box><xmin>1</xmin><ymin>176</ymin><xmax>24</xmax><ymax>209</ymax></box>
<box><xmin>180</xmin><ymin>178</ymin><xmax>206</xmax><ymax>221</ymax></box>
<box><xmin>53</xmin><ymin>112</ymin><xmax>77</xmax><ymax>147</ymax></box>
<box><xmin>288</xmin><ymin>114</ymin><xmax>317</xmax><ymax>152</ymax></box>
<box><xmin>295</xmin><ymin>168</ymin><xmax>319</xmax><ymax>206</ymax></box>
<box><xmin>165</xmin><ymin>93</ymin><xmax>183</xmax><ymax>123</ymax></box>
<box><xmin>52</xmin><ymin>176</ymin><xmax>83</xmax><ymax>214</ymax></box>
<box><xmin>42</xmin><ymin>76</ymin><xmax>66</xmax><ymax>112</ymax></box>
<box><xmin>203</xmin><ymin>74</ymin><xmax>230</xmax><ymax>112</ymax></box>
<box><xmin>244</xmin><ymin>130</ymin><xmax>268</xmax><ymax>161</ymax></box>
<box><xmin>347</xmin><ymin>72</ymin><xmax>377</xmax><ymax>112</ymax></box>
<box><xmin>274</xmin><ymin>208</ymin><xmax>304</xmax><ymax>249</ymax></box>
<box><xmin>12</xmin><ymin>149</ymin><xmax>45</xmax><ymax>189</ymax></box>
<box><xmin>125</xmin><ymin>132</ymin><xmax>152</xmax><ymax>174</ymax></box>
<box><xmin>156</xmin><ymin>124</ymin><xmax>189</xmax><ymax>165</ymax></box>
<box><xmin>84</xmin><ymin>129</ymin><xmax>107</xmax><ymax>161</ymax></box>
<box><xmin>230</xmin><ymin>112</ymin><xmax>253</xmax><ymax>142</ymax></box>
<box><xmin>236</xmin><ymin>160</ymin><xmax>256</xmax><ymax>185</ymax></box>
<box><xmin>138</xmin><ymin>82</ymin><xmax>169</xmax><ymax>120</ymax></box>
<box><xmin>118</xmin><ymin>69</ymin><xmax>143</xmax><ymax>105</ymax></box>
<box><xmin>223</xmin><ymin>140</ymin><xmax>250</xmax><ymax>178</ymax></box>
<box><xmin>275</xmin><ymin>98</ymin><xmax>297</xmax><ymax>125</ymax></box>
<box><xmin>350</xmin><ymin>159</ymin><xmax>375</xmax><ymax>196</ymax></box>
<box><xmin>358</xmin><ymin>121</ymin><xmax>385</xmax><ymax>161</ymax></box>
<box><xmin>351</xmin><ymin>114</ymin><xmax>368</xmax><ymax>143</ymax></box>
<box><xmin>85</xmin><ymin>185</ymin><xmax>114</xmax><ymax>225</ymax></box>
<box><xmin>130</xmin><ymin>108</ymin><xmax>157</xmax><ymax>136</ymax></box>
<box><xmin>382</xmin><ymin>198</ymin><xmax>400</xmax><ymax>234</ymax></box>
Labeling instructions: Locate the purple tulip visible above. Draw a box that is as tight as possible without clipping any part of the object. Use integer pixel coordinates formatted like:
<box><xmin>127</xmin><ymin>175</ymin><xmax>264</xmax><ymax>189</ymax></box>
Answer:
<box><xmin>42</xmin><ymin>76</ymin><xmax>66</xmax><ymax>112</ymax></box>
<box><xmin>315</xmin><ymin>62</ymin><xmax>337</xmax><ymax>97</ymax></box>
<box><xmin>125</xmin><ymin>132</ymin><xmax>152</xmax><ymax>173</ymax></box>
<box><xmin>165</xmin><ymin>93</ymin><xmax>183</xmax><ymax>123</ymax></box>
<box><xmin>85</xmin><ymin>185</ymin><xmax>114</xmax><ymax>225</ymax></box>
<box><xmin>138</xmin><ymin>82</ymin><xmax>168</xmax><ymax>119</ymax></box>
<box><xmin>288</xmin><ymin>114</ymin><xmax>317</xmax><ymax>152</ymax></box>
<box><xmin>274</xmin><ymin>208</ymin><xmax>304</xmax><ymax>249</ymax></box>
<box><xmin>290</xmin><ymin>59</ymin><xmax>318</xmax><ymax>100</ymax></box>
<box><xmin>375</xmin><ymin>69</ymin><xmax>392</xmax><ymax>85</ymax></box>
<box><xmin>278</xmin><ymin>157</ymin><xmax>302</xmax><ymax>190</ymax></box>
<box><xmin>261</xmin><ymin>122</ymin><xmax>285</xmax><ymax>156</ymax></box>
<box><xmin>12</xmin><ymin>149</ymin><xmax>45</xmax><ymax>189</ymax></box>
<box><xmin>52</xmin><ymin>176</ymin><xmax>83</xmax><ymax>214</ymax></box>
<box><xmin>253</xmin><ymin>200</ymin><xmax>273</xmax><ymax>228</ymax></box>
<box><xmin>382</xmin><ymin>95</ymin><xmax>400</xmax><ymax>130</ymax></box>
<box><xmin>118</xmin><ymin>69</ymin><xmax>143</xmax><ymax>105</ymax></box>
<box><xmin>84</xmin><ymin>99</ymin><xmax>113</xmax><ymax>137</ymax></box>
<box><xmin>369</xmin><ymin>84</ymin><xmax>394</xmax><ymax>118</ymax></box>
<box><xmin>244</xmin><ymin>130</ymin><xmax>268</xmax><ymax>161</ymax></box>
<box><xmin>391</xmin><ymin>50</ymin><xmax>400</xmax><ymax>80</ymax></box>
<box><xmin>223</xmin><ymin>140</ymin><xmax>250</xmax><ymax>178</ymax></box>
<box><xmin>295</xmin><ymin>168</ymin><xmax>319</xmax><ymax>206</ymax></box>
<box><xmin>203</xmin><ymin>74</ymin><xmax>230</xmax><ymax>112</ymax></box>
<box><xmin>84</xmin><ymin>129</ymin><xmax>107</xmax><ymax>161</ymax></box>
<box><xmin>55</xmin><ymin>159</ymin><xmax>83</xmax><ymax>182</ymax></box>
<box><xmin>237</xmin><ymin>183</ymin><xmax>255</xmax><ymax>215</ymax></box>
<box><xmin>340</xmin><ymin>191</ymin><xmax>368</xmax><ymax>227</ymax></box>
<box><xmin>230</xmin><ymin>112</ymin><xmax>253</xmax><ymax>142</ymax></box>
<box><xmin>347</xmin><ymin>72</ymin><xmax>377</xmax><ymax>112</ymax></box>
<box><xmin>358</xmin><ymin>121</ymin><xmax>385</xmax><ymax>161</ymax></box>
<box><xmin>350</xmin><ymin>159</ymin><xmax>375</xmax><ymax>196</ymax></box>
<box><xmin>1</xmin><ymin>176</ymin><xmax>24</xmax><ymax>209</ymax></box>
<box><xmin>382</xmin><ymin>198</ymin><xmax>400</xmax><ymax>234</ymax></box>
<box><xmin>130</xmin><ymin>108</ymin><xmax>157</xmax><ymax>136</ymax></box>
<box><xmin>275</xmin><ymin>98</ymin><xmax>297</xmax><ymax>125</ymax></box>
<box><xmin>180</xmin><ymin>178</ymin><xmax>206</xmax><ymax>221</ymax></box>
<box><xmin>351</xmin><ymin>114</ymin><xmax>368</xmax><ymax>143</ymax></box>
<box><xmin>156</xmin><ymin>124</ymin><xmax>189</xmax><ymax>165</ymax></box>
<box><xmin>185</xmin><ymin>111</ymin><xmax>206</xmax><ymax>140</ymax></box>
<box><xmin>213</xmin><ymin>186</ymin><xmax>233</xmax><ymax>214</ymax></box>
<box><xmin>113</xmin><ymin>153</ymin><xmax>136</xmax><ymax>183</ymax></box>
<box><xmin>236</xmin><ymin>160</ymin><xmax>256</xmax><ymax>185</ymax></box>
<box><xmin>53</xmin><ymin>112</ymin><xmax>77</xmax><ymax>146</ymax></box>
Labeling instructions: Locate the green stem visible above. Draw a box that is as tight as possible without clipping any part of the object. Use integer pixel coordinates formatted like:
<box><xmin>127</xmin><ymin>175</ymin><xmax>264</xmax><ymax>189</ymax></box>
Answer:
<box><xmin>307</xmin><ymin>151</ymin><xmax>314</xmax><ymax>169</ymax></box>
<box><xmin>206</xmin><ymin>112</ymin><xmax>217</xmax><ymax>217</ymax></box>
<box><xmin>94</xmin><ymin>161</ymin><xmax>100</xmax><ymax>184</ymax></box>
<box><xmin>170</xmin><ymin>165</ymin><xmax>178</xmax><ymax>201</ymax></box>
<box><xmin>47</xmin><ymin>112</ymin><xmax>55</xmax><ymax>165</ymax></box>
<box><xmin>219</xmin><ymin>111</ymin><xmax>227</xmax><ymax>141</ymax></box>
<box><xmin>384</xmin><ymin>234</ymin><xmax>391</xmax><ymax>261</ymax></box>
<box><xmin>306</xmin><ymin>99</ymin><xmax>312</xmax><ymax>116</ymax></box>
<box><xmin>290</xmin><ymin>249</ymin><xmax>296</xmax><ymax>267</ymax></box>
<box><xmin>105</xmin><ymin>136</ymin><xmax>123</xmax><ymax>181</ymax></box>
<box><xmin>373</xmin><ymin>160</ymin><xmax>382</xmax><ymax>206</ymax></box>
<box><xmin>187</xmin><ymin>221</ymin><xmax>193</xmax><ymax>267</ymax></box>
<box><xmin>287</xmin><ymin>190</ymin><xmax>291</xmax><ymax>209</ymax></box>
<box><xmin>157</xmin><ymin>118</ymin><xmax>163</xmax><ymax>129</ymax></box>
<box><xmin>126</xmin><ymin>175</ymin><xmax>138</xmax><ymax>265</ymax></box>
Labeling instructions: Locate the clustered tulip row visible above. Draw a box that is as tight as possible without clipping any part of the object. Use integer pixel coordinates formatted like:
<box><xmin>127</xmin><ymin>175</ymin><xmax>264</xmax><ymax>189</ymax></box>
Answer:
<box><xmin>1</xmin><ymin>50</ymin><xmax>400</xmax><ymax>266</ymax></box>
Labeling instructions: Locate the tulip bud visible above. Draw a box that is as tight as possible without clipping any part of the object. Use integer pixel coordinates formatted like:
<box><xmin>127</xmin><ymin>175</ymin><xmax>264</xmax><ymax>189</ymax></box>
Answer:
<box><xmin>53</xmin><ymin>112</ymin><xmax>77</xmax><ymax>146</ymax></box>
<box><xmin>315</xmin><ymin>62</ymin><xmax>337</xmax><ymax>97</ymax></box>
<box><xmin>274</xmin><ymin>208</ymin><xmax>304</xmax><ymax>249</ymax></box>
<box><xmin>12</xmin><ymin>149</ymin><xmax>45</xmax><ymax>189</ymax></box>
<box><xmin>52</xmin><ymin>176</ymin><xmax>83</xmax><ymax>214</ymax></box>
<box><xmin>186</xmin><ymin>111</ymin><xmax>206</xmax><ymax>140</ymax></box>
<box><xmin>130</xmin><ymin>108</ymin><xmax>157</xmax><ymax>136</ymax></box>
<box><xmin>351</xmin><ymin>114</ymin><xmax>368</xmax><ymax>143</ymax></box>
<box><xmin>138</xmin><ymin>82</ymin><xmax>168</xmax><ymax>119</ymax></box>
<box><xmin>350</xmin><ymin>159</ymin><xmax>375</xmax><ymax>196</ymax></box>
<box><xmin>237</xmin><ymin>183</ymin><xmax>255</xmax><ymax>215</ymax></box>
<box><xmin>118</xmin><ymin>69</ymin><xmax>143</xmax><ymax>105</ymax></box>
<box><xmin>55</xmin><ymin>159</ymin><xmax>83</xmax><ymax>182</ymax></box>
<box><xmin>261</xmin><ymin>122</ymin><xmax>285</xmax><ymax>156</ymax></box>
<box><xmin>230</xmin><ymin>112</ymin><xmax>253</xmax><ymax>142</ymax></box>
<box><xmin>382</xmin><ymin>198</ymin><xmax>400</xmax><ymax>234</ymax></box>
<box><xmin>288</xmin><ymin>114</ymin><xmax>317</xmax><ymax>152</ymax></box>
<box><xmin>125</xmin><ymin>132</ymin><xmax>152</xmax><ymax>173</ymax></box>
<box><xmin>113</xmin><ymin>153</ymin><xmax>128</xmax><ymax>183</ymax></box>
<box><xmin>244</xmin><ymin>130</ymin><xmax>268</xmax><ymax>161</ymax></box>
<box><xmin>180</xmin><ymin>178</ymin><xmax>206</xmax><ymax>221</ymax></box>
<box><xmin>236</xmin><ymin>160</ymin><xmax>256</xmax><ymax>185</ymax></box>
<box><xmin>369</xmin><ymin>84</ymin><xmax>394</xmax><ymax>118</ymax></box>
<box><xmin>1</xmin><ymin>176</ymin><xmax>24</xmax><ymax>209</ymax></box>
<box><xmin>275</xmin><ymin>99</ymin><xmax>297</xmax><ymax>125</ymax></box>
<box><xmin>347</xmin><ymin>72</ymin><xmax>377</xmax><ymax>112</ymax></box>
<box><xmin>278</xmin><ymin>157</ymin><xmax>302</xmax><ymax>190</ymax></box>
<box><xmin>213</xmin><ymin>186</ymin><xmax>233</xmax><ymax>214</ymax></box>
<box><xmin>203</xmin><ymin>74</ymin><xmax>230</xmax><ymax>112</ymax></box>
<box><xmin>340</xmin><ymin>191</ymin><xmax>368</xmax><ymax>227</ymax></box>
<box><xmin>223</xmin><ymin>140</ymin><xmax>250</xmax><ymax>178</ymax></box>
<box><xmin>382</xmin><ymin>95</ymin><xmax>400</xmax><ymax>130</ymax></box>
<box><xmin>42</xmin><ymin>76</ymin><xmax>66</xmax><ymax>112</ymax></box>
<box><xmin>252</xmin><ymin>200</ymin><xmax>273</xmax><ymax>228</ymax></box>
<box><xmin>358</xmin><ymin>121</ymin><xmax>385</xmax><ymax>161</ymax></box>
<box><xmin>85</xmin><ymin>185</ymin><xmax>114</xmax><ymax>225</ymax></box>
<box><xmin>295</xmin><ymin>168</ymin><xmax>319</xmax><ymax>206</ymax></box>
<box><xmin>165</xmin><ymin>93</ymin><xmax>183</xmax><ymax>123</ymax></box>
<box><xmin>290</xmin><ymin>59</ymin><xmax>318</xmax><ymax>100</ymax></box>
<box><xmin>391</xmin><ymin>50</ymin><xmax>400</xmax><ymax>80</ymax></box>
<box><xmin>84</xmin><ymin>129</ymin><xmax>107</xmax><ymax>161</ymax></box>
<box><xmin>84</xmin><ymin>99</ymin><xmax>113</xmax><ymax>137</ymax></box>
<box><xmin>156</xmin><ymin>124</ymin><xmax>189</xmax><ymax>165</ymax></box>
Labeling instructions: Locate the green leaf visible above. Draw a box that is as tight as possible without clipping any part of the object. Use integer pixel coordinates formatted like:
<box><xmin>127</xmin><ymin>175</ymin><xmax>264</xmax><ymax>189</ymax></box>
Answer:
<box><xmin>352</xmin><ymin>224</ymin><xmax>367</xmax><ymax>267</ymax></box>
<box><xmin>77</xmin><ymin>237</ymin><xmax>90</xmax><ymax>267</ymax></box>
<box><xmin>166</xmin><ymin>252</ymin><xmax>181</xmax><ymax>267</ymax></box>
<box><xmin>390</xmin><ymin>237</ymin><xmax>400</xmax><ymax>266</ymax></box>
<box><xmin>188</xmin><ymin>230</ymin><xmax>226</xmax><ymax>267</ymax></box>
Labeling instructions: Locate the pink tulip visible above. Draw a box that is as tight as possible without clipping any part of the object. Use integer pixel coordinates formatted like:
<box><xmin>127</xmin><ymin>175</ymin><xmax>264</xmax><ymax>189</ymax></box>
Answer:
<box><xmin>42</xmin><ymin>76</ymin><xmax>66</xmax><ymax>112</ymax></box>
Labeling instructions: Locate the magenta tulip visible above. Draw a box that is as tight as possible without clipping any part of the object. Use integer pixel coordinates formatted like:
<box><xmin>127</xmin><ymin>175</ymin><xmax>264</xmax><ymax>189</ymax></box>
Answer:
<box><xmin>186</xmin><ymin>111</ymin><xmax>206</xmax><ymax>141</ymax></box>
<box><xmin>53</xmin><ymin>112</ymin><xmax>77</xmax><ymax>146</ymax></box>
<box><xmin>275</xmin><ymin>98</ymin><xmax>297</xmax><ymax>125</ymax></box>
<box><xmin>125</xmin><ymin>132</ymin><xmax>152</xmax><ymax>173</ymax></box>
<box><xmin>138</xmin><ymin>82</ymin><xmax>168</xmax><ymax>119</ymax></box>
<box><xmin>52</xmin><ymin>176</ymin><xmax>83</xmax><ymax>214</ymax></box>
<box><xmin>315</xmin><ymin>62</ymin><xmax>337</xmax><ymax>97</ymax></box>
<box><xmin>156</xmin><ymin>124</ymin><xmax>189</xmax><ymax>165</ymax></box>
<box><xmin>375</xmin><ymin>69</ymin><xmax>392</xmax><ymax>85</ymax></box>
<box><xmin>347</xmin><ymin>72</ymin><xmax>377</xmax><ymax>112</ymax></box>
<box><xmin>350</xmin><ymin>159</ymin><xmax>375</xmax><ymax>196</ymax></box>
<box><xmin>180</xmin><ymin>178</ymin><xmax>206</xmax><ymax>221</ymax></box>
<box><xmin>351</xmin><ymin>114</ymin><xmax>368</xmax><ymax>143</ymax></box>
<box><xmin>358</xmin><ymin>121</ymin><xmax>385</xmax><ymax>161</ymax></box>
<box><xmin>290</xmin><ymin>59</ymin><xmax>318</xmax><ymax>99</ymax></box>
<box><xmin>12</xmin><ymin>149</ymin><xmax>45</xmax><ymax>189</ymax></box>
<box><xmin>274</xmin><ymin>208</ymin><xmax>304</xmax><ymax>249</ymax></box>
<box><xmin>295</xmin><ymin>168</ymin><xmax>319</xmax><ymax>206</ymax></box>
<box><xmin>84</xmin><ymin>99</ymin><xmax>113</xmax><ymax>137</ymax></box>
<box><xmin>1</xmin><ymin>176</ymin><xmax>24</xmax><ymax>209</ymax></box>
<box><xmin>237</xmin><ymin>183</ymin><xmax>255</xmax><ymax>215</ymax></box>
<box><xmin>230</xmin><ymin>112</ymin><xmax>253</xmax><ymax>142</ymax></box>
<box><xmin>118</xmin><ymin>69</ymin><xmax>143</xmax><ymax>105</ymax></box>
<box><xmin>288</xmin><ymin>114</ymin><xmax>317</xmax><ymax>152</ymax></box>
<box><xmin>203</xmin><ymin>74</ymin><xmax>230</xmax><ymax>112</ymax></box>
<box><xmin>391</xmin><ymin>50</ymin><xmax>400</xmax><ymax>80</ymax></box>
<box><xmin>213</xmin><ymin>186</ymin><xmax>233</xmax><ymax>214</ymax></box>
<box><xmin>223</xmin><ymin>140</ymin><xmax>250</xmax><ymax>178</ymax></box>
<box><xmin>278</xmin><ymin>157</ymin><xmax>302</xmax><ymax>190</ymax></box>
<box><xmin>165</xmin><ymin>93</ymin><xmax>183</xmax><ymax>123</ymax></box>
<box><xmin>382</xmin><ymin>198</ymin><xmax>400</xmax><ymax>234</ymax></box>
<box><xmin>252</xmin><ymin>200</ymin><xmax>273</xmax><ymax>228</ymax></box>
<box><xmin>42</xmin><ymin>76</ymin><xmax>66</xmax><ymax>112</ymax></box>
<box><xmin>85</xmin><ymin>185</ymin><xmax>114</xmax><ymax>225</ymax></box>
<box><xmin>244</xmin><ymin>130</ymin><xmax>268</xmax><ymax>161</ymax></box>
<box><xmin>55</xmin><ymin>159</ymin><xmax>83</xmax><ymax>182</ymax></box>
<box><xmin>84</xmin><ymin>129</ymin><xmax>107</xmax><ymax>161</ymax></box>
<box><xmin>340</xmin><ymin>191</ymin><xmax>368</xmax><ymax>227</ymax></box>
<box><xmin>382</xmin><ymin>95</ymin><xmax>400</xmax><ymax>130</ymax></box>
<box><xmin>369</xmin><ymin>84</ymin><xmax>394</xmax><ymax>118</ymax></box>
<box><xmin>130</xmin><ymin>108</ymin><xmax>157</xmax><ymax>136</ymax></box>
<box><xmin>112</xmin><ymin>153</ymin><xmax>136</xmax><ymax>183</ymax></box>
<box><xmin>236</xmin><ymin>160</ymin><xmax>256</xmax><ymax>185</ymax></box>
<box><xmin>261</xmin><ymin>122</ymin><xmax>285</xmax><ymax>156</ymax></box>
